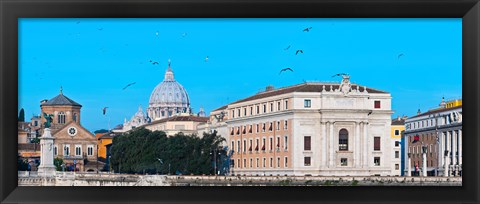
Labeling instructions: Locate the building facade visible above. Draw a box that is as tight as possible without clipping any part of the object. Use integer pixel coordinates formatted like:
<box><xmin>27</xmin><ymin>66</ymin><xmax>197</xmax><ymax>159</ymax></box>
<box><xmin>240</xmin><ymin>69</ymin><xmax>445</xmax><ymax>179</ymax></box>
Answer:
<box><xmin>40</xmin><ymin>89</ymin><xmax>100</xmax><ymax>172</ymax></box>
<box><xmin>391</xmin><ymin>116</ymin><xmax>406</xmax><ymax>176</ymax></box>
<box><xmin>404</xmin><ymin>98</ymin><xmax>462</xmax><ymax>177</ymax></box>
<box><xmin>142</xmin><ymin>114</ymin><xmax>209</xmax><ymax>136</ymax></box>
<box><xmin>223</xmin><ymin>75</ymin><xmax>394</xmax><ymax>176</ymax></box>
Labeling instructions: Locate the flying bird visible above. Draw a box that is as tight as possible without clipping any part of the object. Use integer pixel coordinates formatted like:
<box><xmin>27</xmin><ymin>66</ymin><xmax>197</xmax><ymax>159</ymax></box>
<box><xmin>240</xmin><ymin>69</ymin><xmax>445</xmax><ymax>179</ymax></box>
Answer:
<box><xmin>303</xmin><ymin>27</ymin><xmax>312</xmax><ymax>32</ymax></box>
<box><xmin>284</xmin><ymin>45</ymin><xmax>291</xmax><ymax>50</ymax></box>
<box><xmin>279</xmin><ymin>68</ymin><xmax>294</xmax><ymax>74</ymax></box>
<box><xmin>76</xmin><ymin>21</ymin><xmax>81</xmax><ymax>24</ymax></box>
<box><xmin>122</xmin><ymin>82</ymin><xmax>136</xmax><ymax>90</ymax></box>
<box><xmin>149</xmin><ymin>60</ymin><xmax>159</xmax><ymax>65</ymax></box>
<box><xmin>332</xmin><ymin>73</ymin><xmax>348</xmax><ymax>77</ymax></box>
<box><xmin>397</xmin><ymin>53</ymin><xmax>404</xmax><ymax>59</ymax></box>
<box><xmin>182</xmin><ymin>32</ymin><xmax>187</xmax><ymax>37</ymax></box>
<box><xmin>295</xmin><ymin>50</ymin><xmax>303</xmax><ymax>55</ymax></box>
<box><xmin>97</xmin><ymin>28</ymin><xmax>103</xmax><ymax>31</ymax></box>
<box><xmin>102</xmin><ymin>107</ymin><xmax>108</xmax><ymax>115</ymax></box>
<box><xmin>205</xmin><ymin>56</ymin><xmax>209</xmax><ymax>62</ymax></box>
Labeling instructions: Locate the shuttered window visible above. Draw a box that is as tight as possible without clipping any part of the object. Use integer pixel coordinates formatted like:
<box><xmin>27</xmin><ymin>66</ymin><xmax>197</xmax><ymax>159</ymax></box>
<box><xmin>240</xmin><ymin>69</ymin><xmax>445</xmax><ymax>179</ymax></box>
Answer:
<box><xmin>304</xmin><ymin>136</ymin><xmax>311</xmax><ymax>151</ymax></box>
<box><xmin>374</xmin><ymin>137</ymin><xmax>381</xmax><ymax>151</ymax></box>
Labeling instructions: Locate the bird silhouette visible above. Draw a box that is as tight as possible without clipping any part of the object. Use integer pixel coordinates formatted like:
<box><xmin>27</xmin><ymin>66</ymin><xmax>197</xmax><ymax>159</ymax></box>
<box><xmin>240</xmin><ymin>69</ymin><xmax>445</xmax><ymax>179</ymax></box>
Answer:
<box><xmin>303</xmin><ymin>27</ymin><xmax>312</xmax><ymax>32</ymax></box>
<box><xmin>122</xmin><ymin>82</ymin><xmax>136</xmax><ymax>90</ymax></box>
<box><xmin>284</xmin><ymin>45</ymin><xmax>291</xmax><ymax>50</ymax></box>
<box><xmin>149</xmin><ymin>60</ymin><xmax>159</xmax><ymax>65</ymax></box>
<box><xmin>279</xmin><ymin>68</ymin><xmax>294</xmax><ymax>74</ymax></box>
<box><xmin>97</xmin><ymin>28</ymin><xmax>103</xmax><ymax>31</ymax></box>
<box><xmin>296</xmin><ymin>50</ymin><xmax>303</xmax><ymax>55</ymax></box>
<box><xmin>102</xmin><ymin>107</ymin><xmax>108</xmax><ymax>115</ymax></box>
<box><xmin>205</xmin><ymin>56</ymin><xmax>209</xmax><ymax>62</ymax></box>
<box><xmin>398</xmin><ymin>53</ymin><xmax>404</xmax><ymax>59</ymax></box>
<box><xmin>332</xmin><ymin>73</ymin><xmax>348</xmax><ymax>77</ymax></box>
<box><xmin>182</xmin><ymin>32</ymin><xmax>187</xmax><ymax>37</ymax></box>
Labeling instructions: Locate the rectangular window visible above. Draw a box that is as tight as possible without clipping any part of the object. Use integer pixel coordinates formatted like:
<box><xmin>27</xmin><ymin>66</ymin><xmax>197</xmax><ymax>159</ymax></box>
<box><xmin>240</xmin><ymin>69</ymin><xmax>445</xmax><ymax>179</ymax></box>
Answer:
<box><xmin>75</xmin><ymin>145</ymin><xmax>81</xmax><ymax>156</ymax></box>
<box><xmin>270</xmin><ymin>158</ymin><xmax>273</xmax><ymax>167</ymax></box>
<box><xmin>304</xmin><ymin>136</ymin><xmax>311</xmax><ymax>151</ymax></box>
<box><xmin>285</xmin><ymin>157</ymin><xmax>288</xmax><ymax>167</ymax></box>
<box><xmin>341</xmin><ymin>158</ymin><xmax>348</xmax><ymax>166</ymax></box>
<box><xmin>250</xmin><ymin>107</ymin><xmax>253</xmax><ymax>115</ymax></box>
<box><xmin>277</xmin><ymin>157</ymin><xmax>280</xmax><ymax>167</ymax></box>
<box><xmin>270</xmin><ymin>103</ymin><xmax>273</xmax><ymax>112</ymax></box>
<box><xmin>250</xmin><ymin>158</ymin><xmax>253</xmax><ymax>168</ymax></box>
<box><xmin>394</xmin><ymin>130</ymin><xmax>400</xmax><ymax>136</ymax></box>
<box><xmin>395</xmin><ymin>164</ymin><xmax>399</xmax><ymax>170</ymax></box>
<box><xmin>284</xmin><ymin>120</ymin><xmax>288</xmax><ymax>130</ymax></box>
<box><xmin>374</xmin><ymin>100</ymin><xmax>381</xmax><ymax>108</ymax></box>
<box><xmin>64</xmin><ymin>145</ymin><xmax>70</xmax><ymax>156</ymax></box>
<box><xmin>256</xmin><ymin>106</ymin><xmax>259</xmax><ymax>114</ymax></box>
<box><xmin>87</xmin><ymin>145</ymin><xmax>94</xmax><ymax>156</ymax></box>
<box><xmin>277</xmin><ymin>121</ymin><xmax>280</xmax><ymax>130</ymax></box>
<box><xmin>244</xmin><ymin>159</ymin><xmax>246</xmax><ymax>168</ymax></box>
<box><xmin>284</xmin><ymin>136</ymin><xmax>288</xmax><ymax>150</ymax></box>
<box><xmin>263</xmin><ymin>104</ymin><xmax>266</xmax><ymax>113</ymax></box>
<box><xmin>232</xmin><ymin>110</ymin><xmax>235</xmax><ymax>118</ymax></box>
<box><xmin>277</xmin><ymin>102</ymin><xmax>281</xmax><ymax>111</ymax></box>
<box><xmin>374</xmin><ymin>137</ymin><xmax>381</xmax><ymax>151</ymax></box>
<box><xmin>270</xmin><ymin>137</ymin><xmax>273</xmax><ymax>151</ymax></box>
<box><xmin>54</xmin><ymin>145</ymin><xmax>58</xmax><ymax>156</ymax></box>
<box><xmin>256</xmin><ymin>158</ymin><xmax>259</xmax><ymax>167</ymax></box>
<box><xmin>285</xmin><ymin>100</ymin><xmax>288</xmax><ymax>110</ymax></box>
<box><xmin>304</xmin><ymin>99</ymin><xmax>311</xmax><ymax>108</ymax></box>
<box><xmin>232</xmin><ymin>141</ymin><xmax>235</xmax><ymax>152</ymax></box>
<box><xmin>395</xmin><ymin>151</ymin><xmax>399</xmax><ymax>158</ymax></box>
<box><xmin>262</xmin><ymin>138</ymin><xmax>266</xmax><ymax>151</ymax></box>
<box><xmin>237</xmin><ymin>159</ymin><xmax>240</xmax><ymax>168</ymax></box>
<box><xmin>262</xmin><ymin>123</ymin><xmax>266</xmax><ymax>132</ymax></box>
<box><xmin>395</xmin><ymin>141</ymin><xmax>400</xmax><ymax>147</ymax></box>
<box><xmin>243</xmin><ymin>140</ymin><xmax>246</xmax><ymax>153</ymax></box>
<box><xmin>244</xmin><ymin>108</ymin><xmax>247</xmax><ymax>116</ymax></box>
<box><xmin>374</xmin><ymin>157</ymin><xmax>380</xmax><ymax>166</ymax></box>
<box><xmin>263</xmin><ymin>158</ymin><xmax>266</xmax><ymax>167</ymax></box>
<box><xmin>304</xmin><ymin>157</ymin><xmax>311</xmax><ymax>166</ymax></box>
<box><xmin>237</xmin><ymin>109</ymin><xmax>240</xmax><ymax>117</ymax></box>
<box><xmin>256</xmin><ymin>124</ymin><xmax>259</xmax><ymax>133</ymax></box>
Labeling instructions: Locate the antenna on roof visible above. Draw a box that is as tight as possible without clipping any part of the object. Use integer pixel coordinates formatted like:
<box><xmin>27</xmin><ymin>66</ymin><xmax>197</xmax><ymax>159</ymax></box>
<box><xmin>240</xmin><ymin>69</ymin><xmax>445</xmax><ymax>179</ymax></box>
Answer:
<box><xmin>60</xmin><ymin>86</ymin><xmax>63</xmax><ymax>95</ymax></box>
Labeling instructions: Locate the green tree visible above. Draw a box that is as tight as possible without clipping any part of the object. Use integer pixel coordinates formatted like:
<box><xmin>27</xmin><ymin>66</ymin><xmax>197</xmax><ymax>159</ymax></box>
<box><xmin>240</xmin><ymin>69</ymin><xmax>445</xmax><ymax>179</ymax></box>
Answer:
<box><xmin>110</xmin><ymin>128</ymin><xmax>225</xmax><ymax>175</ymax></box>
<box><xmin>94</xmin><ymin>129</ymin><xmax>109</xmax><ymax>134</ymax></box>
<box><xmin>30</xmin><ymin>137</ymin><xmax>40</xmax><ymax>143</ymax></box>
<box><xmin>54</xmin><ymin>158</ymin><xmax>64</xmax><ymax>171</ymax></box>
<box><xmin>18</xmin><ymin>108</ymin><xmax>25</xmax><ymax>122</ymax></box>
<box><xmin>17</xmin><ymin>153</ymin><xmax>29</xmax><ymax>171</ymax></box>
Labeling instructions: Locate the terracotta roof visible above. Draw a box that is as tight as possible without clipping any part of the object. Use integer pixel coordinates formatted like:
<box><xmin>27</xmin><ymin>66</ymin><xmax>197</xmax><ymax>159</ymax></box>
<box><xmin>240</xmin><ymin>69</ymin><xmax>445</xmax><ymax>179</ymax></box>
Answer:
<box><xmin>230</xmin><ymin>83</ymin><xmax>388</xmax><ymax>105</ymax></box>
<box><xmin>149</xmin><ymin>115</ymin><xmax>209</xmax><ymax>125</ymax></box>
<box><xmin>41</xmin><ymin>93</ymin><xmax>82</xmax><ymax>107</ymax></box>
<box><xmin>212</xmin><ymin>105</ymin><xmax>228</xmax><ymax>112</ymax></box>
<box><xmin>409</xmin><ymin>105</ymin><xmax>462</xmax><ymax>119</ymax></box>
<box><xmin>391</xmin><ymin>118</ymin><xmax>406</xmax><ymax>125</ymax></box>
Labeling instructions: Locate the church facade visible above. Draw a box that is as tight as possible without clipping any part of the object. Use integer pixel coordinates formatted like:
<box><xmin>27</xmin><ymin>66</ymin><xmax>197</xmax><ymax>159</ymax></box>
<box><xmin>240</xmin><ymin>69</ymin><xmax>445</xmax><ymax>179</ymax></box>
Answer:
<box><xmin>40</xmin><ymin>89</ymin><xmax>100</xmax><ymax>172</ymax></box>
<box><xmin>219</xmin><ymin>75</ymin><xmax>395</xmax><ymax>176</ymax></box>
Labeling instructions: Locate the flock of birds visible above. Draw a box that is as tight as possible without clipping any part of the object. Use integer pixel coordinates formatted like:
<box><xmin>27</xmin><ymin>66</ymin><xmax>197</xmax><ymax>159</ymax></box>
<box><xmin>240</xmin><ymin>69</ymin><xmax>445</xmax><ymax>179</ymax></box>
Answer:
<box><xmin>278</xmin><ymin>26</ymin><xmax>312</xmax><ymax>75</ymax></box>
<box><xmin>50</xmin><ymin>22</ymin><xmax>406</xmax><ymax>116</ymax></box>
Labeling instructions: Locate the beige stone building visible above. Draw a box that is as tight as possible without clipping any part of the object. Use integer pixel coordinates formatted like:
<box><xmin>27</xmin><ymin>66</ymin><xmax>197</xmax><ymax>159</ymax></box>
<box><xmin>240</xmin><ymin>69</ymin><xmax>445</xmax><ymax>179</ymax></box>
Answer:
<box><xmin>215</xmin><ymin>75</ymin><xmax>394</xmax><ymax>176</ymax></box>
<box><xmin>142</xmin><ymin>114</ymin><xmax>209</xmax><ymax>136</ymax></box>
<box><xmin>40</xmin><ymin>89</ymin><xmax>99</xmax><ymax>172</ymax></box>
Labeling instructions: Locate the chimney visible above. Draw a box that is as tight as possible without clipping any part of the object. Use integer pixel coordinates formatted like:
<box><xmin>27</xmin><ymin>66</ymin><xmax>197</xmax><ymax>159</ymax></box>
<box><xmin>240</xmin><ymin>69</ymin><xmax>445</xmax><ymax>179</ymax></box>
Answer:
<box><xmin>40</xmin><ymin>99</ymin><xmax>48</xmax><ymax>105</ymax></box>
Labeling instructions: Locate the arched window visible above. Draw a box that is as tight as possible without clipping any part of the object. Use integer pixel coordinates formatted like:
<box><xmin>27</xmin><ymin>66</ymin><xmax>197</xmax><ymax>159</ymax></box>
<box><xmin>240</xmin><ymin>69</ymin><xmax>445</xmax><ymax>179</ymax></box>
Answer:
<box><xmin>58</xmin><ymin>112</ymin><xmax>66</xmax><ymax>124</ymax></box>
<box><xmin>339</xmin><ymin>129</ymin><xmax>348</xmax><ymax>151</ymax></box>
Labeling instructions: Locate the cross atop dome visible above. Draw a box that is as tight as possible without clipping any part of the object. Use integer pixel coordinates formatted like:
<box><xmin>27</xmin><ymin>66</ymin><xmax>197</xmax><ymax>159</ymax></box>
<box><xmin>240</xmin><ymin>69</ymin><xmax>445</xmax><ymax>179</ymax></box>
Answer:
<box><xmin>164</xmin><ymin>59</ymin><xmax>175</xmax><ymax>81</ymax></box>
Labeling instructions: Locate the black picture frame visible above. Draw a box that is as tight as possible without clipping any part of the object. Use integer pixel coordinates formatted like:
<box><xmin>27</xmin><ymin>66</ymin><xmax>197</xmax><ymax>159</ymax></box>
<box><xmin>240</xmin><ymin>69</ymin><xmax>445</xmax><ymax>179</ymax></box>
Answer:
<box><xmin>1</xmin><ymin>0</ymin><xmax>479</xmax><ymax>203</ymax></box>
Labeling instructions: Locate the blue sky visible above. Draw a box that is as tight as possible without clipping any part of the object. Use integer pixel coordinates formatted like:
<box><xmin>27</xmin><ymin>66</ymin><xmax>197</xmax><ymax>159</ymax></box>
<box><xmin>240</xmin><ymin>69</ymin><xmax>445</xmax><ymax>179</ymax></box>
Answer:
<box><xmin>19</xmin><ymin>18</ymin><xmax>462</xmax><ymax>132</ymax></box>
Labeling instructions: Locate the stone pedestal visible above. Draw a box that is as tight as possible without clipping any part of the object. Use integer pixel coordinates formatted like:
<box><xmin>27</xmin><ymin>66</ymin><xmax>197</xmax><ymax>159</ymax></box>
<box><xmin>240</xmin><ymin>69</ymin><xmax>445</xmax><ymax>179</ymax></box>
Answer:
<box><xmin>422</xmin><ymin>153</ymin><xmax>427</xmax><ymax>177</ymax></box>
<box><xmin>37</xmin><ymin>128</ymin><xmax>56</xmax><ymax>177</ymax></box>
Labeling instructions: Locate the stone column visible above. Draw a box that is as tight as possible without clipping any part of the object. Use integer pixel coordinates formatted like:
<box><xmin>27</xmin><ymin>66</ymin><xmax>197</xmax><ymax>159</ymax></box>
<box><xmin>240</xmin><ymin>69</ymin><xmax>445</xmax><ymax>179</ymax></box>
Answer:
<box><xmin>329</xmin><ymin>121</ymin><xmax>334</xmax><ymax>167</ymax></box>
<box><xmin>363</xmin><ymin>122</ymin><xmax>368</xmax><ymax>168</ymax></box>
<box><xmin>37</xmin><ymin>128</ymin><xmax>56</xmax><ymax>177</ymax></box>
<box><xmin>444</xmin><ymin>150</ymin><xmax>450</xmax><ymax>177</ymax></box>
<box><xmin>452</xmin><ymin>130</ymin><xmax>457</xmax><ymax>176</ymax></box>
<box><xmin>355</xmin><ymin>122</ymin><xmax>360</xmax><ymax>167</ymax></box>
<box><xmin>407</xmin><ymin>153</ymin><xmax>412</xmax><ymax>176</ymax></box>
<box><xmin>322</xmin><ymin>122</ymin><xmax>327</xmax><ymax>167</ymax></box>
<box><xmin>422</xmin><ymin>146</ymin><xmax>427</xmax><ymax>177</ymax></box>
<box><xmin>458</xmin><ymin>130</ymin><xmax>462</xmax><ymax>168</ymax></box>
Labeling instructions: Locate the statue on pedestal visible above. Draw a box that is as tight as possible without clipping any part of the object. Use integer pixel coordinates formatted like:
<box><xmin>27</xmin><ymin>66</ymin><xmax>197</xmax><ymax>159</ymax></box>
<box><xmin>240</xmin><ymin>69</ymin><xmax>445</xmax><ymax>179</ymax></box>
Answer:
<box><xmin>43</xmin><ymin>112</ymin><xmax>54</xmax><ymax>128</ymax></box>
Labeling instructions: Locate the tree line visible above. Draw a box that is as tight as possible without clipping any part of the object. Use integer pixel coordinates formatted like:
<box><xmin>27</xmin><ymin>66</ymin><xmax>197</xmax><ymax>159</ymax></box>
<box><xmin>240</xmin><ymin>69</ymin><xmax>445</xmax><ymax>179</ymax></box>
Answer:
<box><xmin>109</xmin><ymin>127</ymin><xmax>228</xmax><ymax>175</ymax></box>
